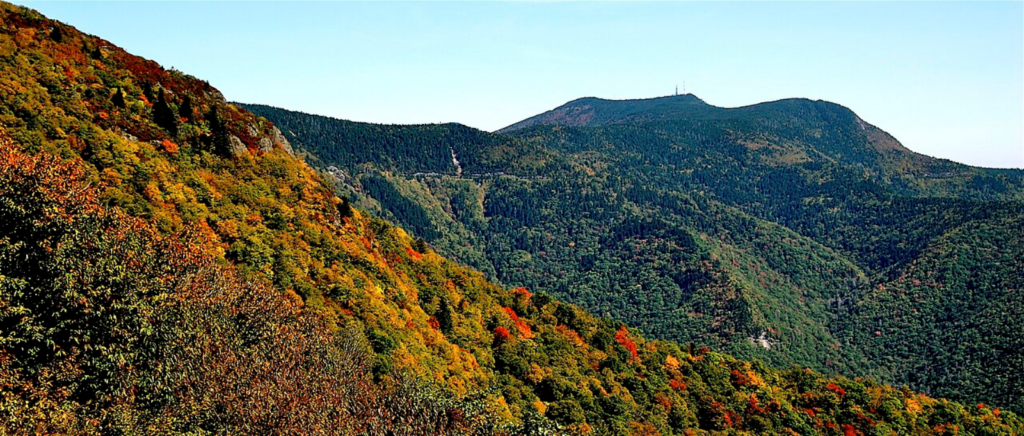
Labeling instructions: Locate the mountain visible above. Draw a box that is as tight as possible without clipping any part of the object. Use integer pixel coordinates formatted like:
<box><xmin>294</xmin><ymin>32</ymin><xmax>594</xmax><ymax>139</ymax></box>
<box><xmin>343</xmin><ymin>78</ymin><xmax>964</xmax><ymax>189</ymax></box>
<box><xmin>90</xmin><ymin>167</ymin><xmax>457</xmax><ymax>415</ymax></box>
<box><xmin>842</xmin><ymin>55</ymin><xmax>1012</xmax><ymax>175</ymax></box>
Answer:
<box><xmin>242</xmin><ymin>94</ymin><xmax>1024</xmax><ymax>414</ymax></box>
<box><xmin>2</xmin><ymin>2</ymin><xmax>1021</xmax><ymax>434</ymax></box>
<box><xmin>501</xmin><ymin>95</ymin><xmax>1024</xmax><ymax>201</ymax></box>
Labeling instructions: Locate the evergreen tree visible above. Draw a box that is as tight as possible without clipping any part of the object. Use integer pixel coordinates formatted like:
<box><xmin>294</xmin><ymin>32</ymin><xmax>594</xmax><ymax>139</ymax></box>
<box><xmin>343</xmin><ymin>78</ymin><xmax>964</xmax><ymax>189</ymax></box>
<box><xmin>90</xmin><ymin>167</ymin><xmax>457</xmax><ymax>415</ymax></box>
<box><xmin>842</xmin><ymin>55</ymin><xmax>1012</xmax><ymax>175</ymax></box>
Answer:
<box><xmin>111</xmin><ymin>87</ymin><xmax>126</xmax><ymax>108</ymax></box>
<box><xmin>153</xmin><ymin>90</ymin><xmax>178</xmax><ymax>137</ymax></box>
<box><xmin>179</xmin><ymin>94</ymin><xmax>194</xmax><ymax>123</ymax></box>
<box><xmin>142</xmin><ymin>82</ymin><xmax>156</xmax><ymax>102</ymax></box>
<box><xmin>49</xmin><ymin>26</ymin><xmax>63</xmax><ymax>44</ymax></box>
<box><xmin>337</xmin><ymin>196</ymin><xmax>354</xmax><ymax>219</ymax></box>
<box><xmin>413</xmin><ymin>237</ymin><xmax>429</xmax><ymax>254</ymax></box>
<box><xmin>207</xmin><ymin>106</ymin><xmax>232</xmax><ymax>156</ymax></box>
<box><xmin>436</xmin><ymin>297</ymin><xmax>453</xmax><ymax>334</ymax></box>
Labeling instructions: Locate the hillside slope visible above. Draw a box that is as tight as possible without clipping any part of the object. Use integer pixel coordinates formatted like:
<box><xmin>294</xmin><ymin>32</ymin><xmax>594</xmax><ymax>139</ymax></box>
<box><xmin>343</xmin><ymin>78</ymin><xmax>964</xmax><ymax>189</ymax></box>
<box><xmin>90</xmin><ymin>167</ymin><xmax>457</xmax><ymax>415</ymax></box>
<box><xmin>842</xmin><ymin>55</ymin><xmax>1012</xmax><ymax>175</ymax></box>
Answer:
<box><xmin>244</xmin><ymin>95</ymin><xmax>1024</xmax><ymax>414</ymax></box>
<box><xmin>2</xmin><ymin>3</ymin><xmax>1022</xmax><ymax>434</ymax></box>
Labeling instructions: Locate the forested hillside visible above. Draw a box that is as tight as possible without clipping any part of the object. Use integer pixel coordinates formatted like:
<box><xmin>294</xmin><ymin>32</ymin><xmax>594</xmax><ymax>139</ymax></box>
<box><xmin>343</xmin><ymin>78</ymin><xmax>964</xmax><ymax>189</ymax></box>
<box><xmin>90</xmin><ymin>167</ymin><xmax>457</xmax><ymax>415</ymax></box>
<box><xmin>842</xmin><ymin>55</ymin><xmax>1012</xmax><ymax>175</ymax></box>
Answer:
<box><xmin>1</xmin><ymin>2</ymin><xmax>1022</xmax><ymax>434</ymax></box>
<box><xmin>242</xmin><ymin>95</ymin><xmax>1024</xmax><ymax>415</ymax></box>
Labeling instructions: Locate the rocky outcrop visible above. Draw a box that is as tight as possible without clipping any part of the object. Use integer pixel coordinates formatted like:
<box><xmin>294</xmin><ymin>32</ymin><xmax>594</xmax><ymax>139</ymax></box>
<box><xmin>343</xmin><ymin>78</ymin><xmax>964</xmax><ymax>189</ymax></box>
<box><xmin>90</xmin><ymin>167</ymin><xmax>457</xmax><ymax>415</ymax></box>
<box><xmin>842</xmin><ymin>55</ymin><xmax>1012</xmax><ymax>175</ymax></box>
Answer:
<box><xmin>229</xmin><ymin>135</ymin><xmax>247</xmax><ymax>156</ymax></box>
<box><xmin>272</xmin><ymin>126</ymin><xmax>294</xmax><ymax>156</ymax></box>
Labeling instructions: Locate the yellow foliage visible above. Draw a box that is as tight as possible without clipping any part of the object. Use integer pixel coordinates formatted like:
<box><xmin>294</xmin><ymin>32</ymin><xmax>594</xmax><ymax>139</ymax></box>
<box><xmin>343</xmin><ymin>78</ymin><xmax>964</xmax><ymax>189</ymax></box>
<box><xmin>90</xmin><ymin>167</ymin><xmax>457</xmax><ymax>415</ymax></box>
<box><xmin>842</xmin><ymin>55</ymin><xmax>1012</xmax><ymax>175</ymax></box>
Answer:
<box><xmin>533</xmin><ymin>400</ymin><xmax>547</xmax><ymax>416</ymax></box>
<box><xmin>665</xmin><ymin>354</ymin><xmax>680</xmax><ymax>370</ymax></box>
<box><xmin>906</xmin><ymin>397</ymin><xmax>923</xmax><ymax>414</ymax></box>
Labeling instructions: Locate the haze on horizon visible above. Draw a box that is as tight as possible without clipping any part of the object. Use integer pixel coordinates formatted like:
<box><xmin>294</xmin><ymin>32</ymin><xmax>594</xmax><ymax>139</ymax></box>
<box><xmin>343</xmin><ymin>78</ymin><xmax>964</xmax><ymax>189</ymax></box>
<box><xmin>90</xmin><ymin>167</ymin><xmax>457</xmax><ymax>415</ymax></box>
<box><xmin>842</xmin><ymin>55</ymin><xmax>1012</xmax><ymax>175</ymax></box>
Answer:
<box><xmin>20</xmin><ymin>1</ymin><xmax>1023</xmax><ymax>169</ymax></box>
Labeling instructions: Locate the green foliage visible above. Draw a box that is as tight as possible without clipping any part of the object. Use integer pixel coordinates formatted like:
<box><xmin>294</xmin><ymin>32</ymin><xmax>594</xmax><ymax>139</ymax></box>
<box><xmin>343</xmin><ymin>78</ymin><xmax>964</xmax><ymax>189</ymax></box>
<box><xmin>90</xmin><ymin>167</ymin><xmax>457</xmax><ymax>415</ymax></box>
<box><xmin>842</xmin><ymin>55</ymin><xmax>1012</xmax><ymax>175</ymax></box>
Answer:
<box><xmin>2</xmin><ymin>3</ymin><xmax>1023</xmax><ymax>435</ymax></box>
<box><xmin>250</xmin><ymin>92</ymin><xmax>1024</xmax><ymax>415</ymax></box>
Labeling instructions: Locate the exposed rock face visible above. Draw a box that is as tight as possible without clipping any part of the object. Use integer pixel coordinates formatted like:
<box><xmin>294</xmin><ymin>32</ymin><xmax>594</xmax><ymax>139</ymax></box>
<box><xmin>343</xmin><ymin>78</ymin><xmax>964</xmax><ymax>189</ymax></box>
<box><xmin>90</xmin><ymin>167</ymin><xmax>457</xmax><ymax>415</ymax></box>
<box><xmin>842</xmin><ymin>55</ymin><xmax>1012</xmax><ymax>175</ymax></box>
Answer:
<box><xmin>272</xmin><ymin>126</ymin><xmax>294</xmax><ymax>156</ymax></box>
<box><xmin>258</xmin><ymin>137</ymin><xmax>274</xmax><ymax>153</ymax></box>
<box><xmin>229</xmin><ymin>135</ymin><xmax>247</xmax><ymax>156</ymax></box>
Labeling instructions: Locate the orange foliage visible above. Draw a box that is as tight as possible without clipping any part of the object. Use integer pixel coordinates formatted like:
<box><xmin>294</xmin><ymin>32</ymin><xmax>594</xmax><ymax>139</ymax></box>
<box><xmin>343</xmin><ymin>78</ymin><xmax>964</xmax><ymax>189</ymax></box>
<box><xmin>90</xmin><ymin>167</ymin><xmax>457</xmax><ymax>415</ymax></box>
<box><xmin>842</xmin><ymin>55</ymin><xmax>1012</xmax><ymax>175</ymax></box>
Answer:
<box><xmin>555</xmin><ymin>324</ymin><xmax>584</xmax><ymax>346</ymax></box>
<box><xmin>842</xmin><ymin>424</ymin><xmax>858</xmax><ymax>436</ymax></box>
<box><xmin>654</xmin><ymin>393</ymin><xmax>673</xmax><ymax>409</ymax></box>
<box><xmin>427</xmin><ymin>316</ymin><xmax>440</xmax><ymax>330</ymax></box>
<box><xmin>730</xmin><ymin>369</ymin><xmax>751</xmax><ymax>387</ymax></box>
<box><xmin>665</xmin><ymin>354</ymin><xmax>680</xmax><ymax>370</ymax></box>
<box><xmin>747</xmin><ymin>394</ymin><xmax>765</xmax><ymax>414</ymax></box>
<box><xmin>161</xmin><ymin>138</ymin><xmax>178</xmax><ymax>154</ymax></box>
<box><xmin>503</xmin><ymin>306</ymin><xmax>534</xmax><ymax>339</ymax></box>
<box><xmin>405</xmin><ymin>246</ymin><xmax>422</xmax><ymax>261</ymax></box>
<box><xmin>493</xmin><ymin>326</ymin><xmax>511</xmax><ymax>344</ymax></box>
<box><xmin>669</xmin><ymin>379</ymin><xmax>687</xmax><ymax>391</ymax></box>
<box><xmin>628</xmin><ymin>421</ymin><xmax>662</xmax><ymax>436</ymax></box>
<box><xmin>502</xmin><ymin>306</ymin><xmax>519</xmax><ymax>322</ymax></box>
<box><xmin>614</xmin><ymin>326</ymin><xmax>638</xmax><ymax>362</ymax></box>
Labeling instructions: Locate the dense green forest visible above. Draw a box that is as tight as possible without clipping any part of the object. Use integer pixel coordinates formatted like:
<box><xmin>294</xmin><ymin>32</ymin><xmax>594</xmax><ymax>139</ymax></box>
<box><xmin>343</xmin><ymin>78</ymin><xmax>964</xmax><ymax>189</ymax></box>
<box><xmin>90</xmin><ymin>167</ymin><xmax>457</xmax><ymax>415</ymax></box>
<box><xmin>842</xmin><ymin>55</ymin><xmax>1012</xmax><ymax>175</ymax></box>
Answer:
<box><xmin>1</xmin><ymin>2</ymin><xmax>1022</xmax><ymax>434</ymax></box>
<box><xmin>242</xmin><ymin>95</ymin><xmax>1024</xmax><ymax>415</ymax></box>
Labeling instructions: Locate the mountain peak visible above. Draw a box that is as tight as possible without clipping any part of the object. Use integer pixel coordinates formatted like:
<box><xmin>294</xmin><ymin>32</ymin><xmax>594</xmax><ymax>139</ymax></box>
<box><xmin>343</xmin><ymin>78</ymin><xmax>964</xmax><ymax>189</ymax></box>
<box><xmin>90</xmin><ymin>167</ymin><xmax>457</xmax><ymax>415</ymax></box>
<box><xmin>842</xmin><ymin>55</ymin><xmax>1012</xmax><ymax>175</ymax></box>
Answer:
<box><xmin>498</xmin><ymin>93</ymin><xmax>713</xmax><ymax>133</ymax></box>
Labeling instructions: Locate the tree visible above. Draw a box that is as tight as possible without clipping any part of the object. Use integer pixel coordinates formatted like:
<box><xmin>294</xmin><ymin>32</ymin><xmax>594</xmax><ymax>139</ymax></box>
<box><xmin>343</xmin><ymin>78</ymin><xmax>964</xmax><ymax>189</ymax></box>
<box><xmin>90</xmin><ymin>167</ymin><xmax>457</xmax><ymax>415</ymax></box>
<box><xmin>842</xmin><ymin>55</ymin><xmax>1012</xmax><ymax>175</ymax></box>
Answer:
<box><xmin>111</xmin><ymin>87</ymin><xmax>126</xmax><ymax>108</ymax></box>
<box><xmin>207</xmin><ymin>106</ymin><xmax>231</xmax><ymax>156</ymax></box>
<box><xmin>436</xmin><ymin>296</ymin><xmax>453</xmax><ymax>333</ymax></box>
<box><xmin>338</xmin><ymin>195</ymin><xmax>354</xmax><ymax>219</ymax></box>
<box><xmin>153</xmin><ymin>90</ymin><xmax>178</xmax><ymax>137</ymax></box>
<box><xmin>179</xmin><ymin>94</ymin><xmax>194</xmax><ymax>122</ymax></box>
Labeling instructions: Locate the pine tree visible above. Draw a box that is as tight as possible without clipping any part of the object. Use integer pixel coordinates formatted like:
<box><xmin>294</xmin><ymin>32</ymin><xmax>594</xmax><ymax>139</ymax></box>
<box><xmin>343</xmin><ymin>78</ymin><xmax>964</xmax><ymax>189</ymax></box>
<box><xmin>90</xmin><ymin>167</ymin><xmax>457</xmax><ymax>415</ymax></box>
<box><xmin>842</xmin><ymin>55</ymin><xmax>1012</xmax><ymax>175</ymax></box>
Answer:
<box><xmin>179</xmin><ymin>94</ymin><xmax>194</xmax><ymax>123</ymax></box>
<box><xmin>49</xmin><ymin>26</ymin><xmax>64</xmax><ymax>44</ymax></box>
<box><xmin>337</xmin><ymin>196</ymin><xmax>354</xmax><ymax>219</ymax></box>
<box><xmin>436</xmin><ymin>297</ymin><xmax>453</xmax><ymax>334</ymax></box>
<box><xmin>111</xmin><ymin>87</ymin><xmax>126</xmax><ymax>108</ymax></box>
<box><xmin>153</xmin><ymin>90</ymin><xmax>178</xmax><ymax>137</ymax></box>
<box><xmin>207</xmin><ymin>106</ymin><xmax>232</xmax><ymax>156</ymax></box>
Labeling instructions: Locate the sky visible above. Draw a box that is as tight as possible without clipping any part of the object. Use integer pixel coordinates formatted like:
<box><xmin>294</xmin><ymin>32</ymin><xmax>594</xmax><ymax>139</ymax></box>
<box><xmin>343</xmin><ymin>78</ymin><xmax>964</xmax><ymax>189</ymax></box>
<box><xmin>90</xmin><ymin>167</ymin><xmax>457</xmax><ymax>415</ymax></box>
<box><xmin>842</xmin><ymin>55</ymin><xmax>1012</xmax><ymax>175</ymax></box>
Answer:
<box><xmin>19</xmin><ymin>1</ymin><xmax>1024</xmax><ymax>169</ymax></box>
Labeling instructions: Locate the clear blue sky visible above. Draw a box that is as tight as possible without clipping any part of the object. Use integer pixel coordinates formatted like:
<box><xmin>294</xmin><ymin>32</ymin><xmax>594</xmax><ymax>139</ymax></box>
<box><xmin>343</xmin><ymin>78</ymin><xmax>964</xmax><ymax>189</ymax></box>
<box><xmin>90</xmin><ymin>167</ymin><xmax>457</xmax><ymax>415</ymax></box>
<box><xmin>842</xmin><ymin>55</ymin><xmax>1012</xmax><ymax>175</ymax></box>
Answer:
<box><xmin>19</xmin><ymin>1</ymin><xmax>1024</xmax><ymax>168</ymax></box>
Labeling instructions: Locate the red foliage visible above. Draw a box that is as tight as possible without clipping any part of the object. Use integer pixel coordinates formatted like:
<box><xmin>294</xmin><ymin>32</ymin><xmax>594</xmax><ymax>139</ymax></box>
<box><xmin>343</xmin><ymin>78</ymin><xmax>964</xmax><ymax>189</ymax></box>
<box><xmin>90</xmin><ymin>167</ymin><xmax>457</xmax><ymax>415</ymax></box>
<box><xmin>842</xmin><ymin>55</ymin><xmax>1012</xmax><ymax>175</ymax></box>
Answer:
<box><xmin>747</xmin><ymin>394</ymin><xmax>765</xmax><ymax>414</ymax></box>
<box><xmin>654</xmin><ymin>393</ymin><xmax>673</xmax><ymax>409</ymax></box>
<box><xmin>730</xmin><ymin>369</ymin><xmax>751</xmax><ymax>387</ymax></box>
<box><xmin>724</xmin><ymin>410</ymin><xmax>741</xmax><ymax>429</ymax></box>
<box><xmin>427</xmin><ymin>316</ymin><xmax>440</xmax><ymax>330</ymax></box>
<box><xmin>502</xmin><ymin>306</ymin><xmax>519</xmax><ymax>322</ymax></box>
<box><xmin>842</xmin><ymin>424</ymin><xmax>858</xmax><ymax>436</ymax></box>
<box><xmin>614</xmin><ymin>326</ymin><xmax>639</xmax><ymax>361</ymax></box>
<box><xmin>856</xmin><ymin>412</ymin><xmax>876</xmax><ymax>427</ymax></box>
<box><xmin>501</xmin><ymin>306</ymin><xmax>534</xmax><ymax>338</ymax></box>
<box><xmin>669</xmin><ymin>379</ymin><xmax>687</xmax><ymax>391</ymax></box>
<box><xmin>513</xmin><ymin>286</ymin><xmax>532</xmax><ymax>300</ymax></box>
<box><xmin>493</xmin><ymin>326</ymin><xmax>511</xmax><ymax>345</ymax></box>
<box><xmin>405</xmin><ymin>247</ymin><xmax>422</xmax><ymax>261</ymax></box>
<box><xmin>826</xmin><ymin>382</ymin><xmax>846</xmax><ymax>398</ymax></box>
<box><xmin>804</xmin><ymin>408</ymin><xmax>815</xmax><ymax>417</ymax></box>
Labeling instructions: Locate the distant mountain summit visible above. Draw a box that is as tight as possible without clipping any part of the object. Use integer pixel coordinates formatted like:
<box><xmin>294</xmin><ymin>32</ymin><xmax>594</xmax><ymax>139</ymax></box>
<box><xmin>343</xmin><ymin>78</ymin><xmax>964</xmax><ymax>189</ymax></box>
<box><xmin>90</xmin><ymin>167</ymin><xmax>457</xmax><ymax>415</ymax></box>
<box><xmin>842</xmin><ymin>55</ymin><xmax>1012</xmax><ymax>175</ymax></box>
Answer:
<box><xmin>502</xmin><ymin>95</ymin><xmax>1024</xmax><ymax>200</ymax></box>
<box><xmin>498</xmin><ymin>94</ymin><xmax>711</xmax><ymax>131</ymax></box>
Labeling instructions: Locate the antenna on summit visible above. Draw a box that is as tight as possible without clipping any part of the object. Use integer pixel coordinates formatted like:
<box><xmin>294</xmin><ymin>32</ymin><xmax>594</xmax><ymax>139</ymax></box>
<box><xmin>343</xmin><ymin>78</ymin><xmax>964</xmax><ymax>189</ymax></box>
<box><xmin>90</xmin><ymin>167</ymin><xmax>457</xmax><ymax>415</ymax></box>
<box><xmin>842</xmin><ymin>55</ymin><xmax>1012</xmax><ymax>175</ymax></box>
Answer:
<box><xmin>675</xmin><ymin>85</ymin><xmax>678</xmax><ymax>96</ymax></box>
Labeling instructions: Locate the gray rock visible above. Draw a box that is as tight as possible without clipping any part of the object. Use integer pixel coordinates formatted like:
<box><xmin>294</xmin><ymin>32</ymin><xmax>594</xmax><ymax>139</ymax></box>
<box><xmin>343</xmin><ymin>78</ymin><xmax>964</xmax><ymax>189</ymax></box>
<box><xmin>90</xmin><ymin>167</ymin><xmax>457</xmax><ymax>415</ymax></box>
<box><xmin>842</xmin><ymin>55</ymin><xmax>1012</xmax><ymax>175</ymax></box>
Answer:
<box><xmin>258</xmin><ymin>137</ymin><xmax>274</xmax><ymax>153</ymax></box>
<box><xmin>229</xmin><ymin>135</ymin><xmax>247</xmax><ymax>156</ymax></box>
<box><xmin>271</xmin><ymin>126</ymin><xmax>294</xmax><ymax>156</ymax></box>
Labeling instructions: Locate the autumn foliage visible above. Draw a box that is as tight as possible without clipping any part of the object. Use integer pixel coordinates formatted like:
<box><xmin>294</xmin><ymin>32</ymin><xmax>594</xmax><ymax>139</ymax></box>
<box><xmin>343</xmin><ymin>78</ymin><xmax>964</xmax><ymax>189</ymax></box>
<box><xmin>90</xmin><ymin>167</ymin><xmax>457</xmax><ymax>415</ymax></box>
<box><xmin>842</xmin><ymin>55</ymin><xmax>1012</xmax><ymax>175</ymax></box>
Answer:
<box><xmin>1</xmin><ymin>3</ymin><xmax>1022</xmax><ymax>435</ymax></box>
<box><xmin>0</xmin><ymin>138</ymin><xmax>498</xmax><ymax>435</ymax></box>
<box><xmin>615</xmin><ymin>326</ymin><xmax>639</xmax><ymax>362</ymax></box>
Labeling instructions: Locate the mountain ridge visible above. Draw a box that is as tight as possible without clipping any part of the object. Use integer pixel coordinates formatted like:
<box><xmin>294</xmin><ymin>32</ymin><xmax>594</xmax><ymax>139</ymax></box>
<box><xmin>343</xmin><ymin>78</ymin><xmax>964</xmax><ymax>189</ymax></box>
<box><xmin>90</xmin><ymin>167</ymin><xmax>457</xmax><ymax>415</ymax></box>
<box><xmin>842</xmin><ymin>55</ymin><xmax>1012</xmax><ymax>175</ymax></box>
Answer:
<box><xmin>3</xmin><ymin>2</ymin><xmax>1023</xmax><ymax>433</ymax></box>
<box><xmin>246</xmin><ymin>93</ymin><xmax>1024</xmax><ymax>414</ymax></box>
